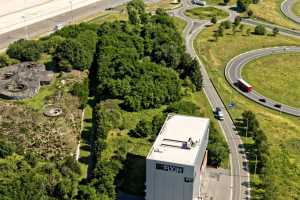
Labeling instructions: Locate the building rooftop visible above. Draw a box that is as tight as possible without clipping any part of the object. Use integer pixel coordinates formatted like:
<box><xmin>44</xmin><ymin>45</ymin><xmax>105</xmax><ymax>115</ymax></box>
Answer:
<box><xmin>147</xmin><ymin>114</ymin><xmax>209</xmax><ymax>166</ymax></box>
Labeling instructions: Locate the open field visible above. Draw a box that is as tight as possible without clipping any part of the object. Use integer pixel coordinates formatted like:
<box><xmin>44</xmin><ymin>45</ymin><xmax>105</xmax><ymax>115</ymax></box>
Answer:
<box><xmin>194</xmin><ymin>24</ymin><xmax>300</xmax><ymax>199</ymax></box>
<box><xmin>292</xmin><ymin>0</ymin><xmax>300</xmax><ymax>17</ymax></box>
<box><xmin>249</xmin><ymin>0</ymin><xmax>300</xmax><ymax>31</ymax></box>
<box><xmin>204</xmin><ymin>0</ymin><xmax>237</xmax><ymax>6</ymax></box>
<box><xmin>184</xmin><ymin>7</ymin><xmax>229</xmax><ymax>20</ymax></box>
<box><xmin>242</xmin><ymin>53</ymin><xmax>300</xmax><ymax>109</ymax></box>
<box><xmin>173</xmin><ymin>16</ymin><xmax>187</xmax><ymax>34</ymax></box>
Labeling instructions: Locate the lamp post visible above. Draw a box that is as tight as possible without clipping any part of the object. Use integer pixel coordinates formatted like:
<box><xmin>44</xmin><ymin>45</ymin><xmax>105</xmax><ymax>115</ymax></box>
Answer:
<box><xmin>22</xmin><ymin>15</ymin><xmax>29</xmax><ymax>39</ymax></box>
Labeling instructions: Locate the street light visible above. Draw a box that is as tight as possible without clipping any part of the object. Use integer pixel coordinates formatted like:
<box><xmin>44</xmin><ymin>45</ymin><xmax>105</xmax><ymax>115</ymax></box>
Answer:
<box><xmin>69</xmin><ymin>0</ymin><xmax>73</xmax><ymax>24</ymax></box>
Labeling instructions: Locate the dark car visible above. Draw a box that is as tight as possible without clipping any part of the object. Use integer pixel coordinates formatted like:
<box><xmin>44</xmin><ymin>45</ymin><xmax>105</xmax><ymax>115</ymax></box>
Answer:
<box><xmin>259</xmin><ymin>98</ymin><xmax>266</xmax><ymax>103</ymax></box>
<box><xmin>274</xmin><ymin>104</ymin><xmax>282</xmax><ymax>108</ymax></box>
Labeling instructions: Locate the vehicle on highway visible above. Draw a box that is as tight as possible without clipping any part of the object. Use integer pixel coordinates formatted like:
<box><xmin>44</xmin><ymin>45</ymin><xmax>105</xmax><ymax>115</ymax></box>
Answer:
<box><xmin>192</xmin><ymin>0</ymin><xmax>206</xmax><ymax>6</ymax></box>
<box><xmin>215</xmin><ymin>107</ymin><xmax>224</xmax><ymax>120</ymax></box>
<box><xmin>274</xmin><ymin>103</ymin><xmax>282</xmax><ymax>108</ymax></box>
<box><xmin>259</xmin><ymin>98</ymin><xmax>266</xmax><ymax>103</ymax></box>
<box><xmin>54</xmin><ymin>23</ymin><xmax>64</xmax><ymax>31</ymax></box>
<box><xmin>237</xmin><ymin>79</ymin><xmax>252</xmax><ymax>92</ymax></box>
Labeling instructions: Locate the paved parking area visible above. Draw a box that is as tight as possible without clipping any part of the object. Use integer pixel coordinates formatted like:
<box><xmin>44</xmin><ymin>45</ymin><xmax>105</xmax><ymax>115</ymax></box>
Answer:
<box><xmin>200</xmin><ymin>167</ymin><xmax>231</xmax><ymax>200</ymax></box>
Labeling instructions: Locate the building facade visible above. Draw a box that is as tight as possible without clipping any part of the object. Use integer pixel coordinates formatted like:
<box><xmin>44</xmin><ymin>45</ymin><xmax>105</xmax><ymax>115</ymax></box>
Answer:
<box><xmin>146</xmin><ymin>114</ymin><xmax>209</xmax><ymax>200</ymax></box>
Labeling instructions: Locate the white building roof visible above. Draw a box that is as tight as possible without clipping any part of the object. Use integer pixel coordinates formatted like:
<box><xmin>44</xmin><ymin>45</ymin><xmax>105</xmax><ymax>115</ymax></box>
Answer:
<box><xmin>147</xmin><ymin>114</ymin><xmax>209</xmax><ymax>166</ymax></box>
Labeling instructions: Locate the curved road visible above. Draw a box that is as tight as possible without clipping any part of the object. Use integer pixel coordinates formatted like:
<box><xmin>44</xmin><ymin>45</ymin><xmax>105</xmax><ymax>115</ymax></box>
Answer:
<box><xmin>171</xmin><ymin>2</ymin><xmax>250</xmax><ymax>200</ymax></box>
<box><xmin>225</xmin><ymin>46</ymin><xmax>300</xmax><ymax>117</ymax></box>
<box><xmin>281</xmin><ymin>0</ymin><xmax>300</xmax><ymax>25</ymax></box>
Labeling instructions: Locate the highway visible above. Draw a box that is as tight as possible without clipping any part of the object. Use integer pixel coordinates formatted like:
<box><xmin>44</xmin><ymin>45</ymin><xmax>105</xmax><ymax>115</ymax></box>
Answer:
<box><xmin>171</xmin><ymin>1</ymin><xmax>250</xmax><ymax>200</ymax></box>
<box><xmin>225</xmin><ymin>46</ymin><xmax>300</xmax><ymax>117</ymax></box>
<box><xmin>281</xmin><ymin>0</ymin><xmax>300</xmax><ymax>25</ymax></box>
<box><xmin>0</xmin><ymin>0</ymin><xmax>131</xmax><ymax>50</ymax></box>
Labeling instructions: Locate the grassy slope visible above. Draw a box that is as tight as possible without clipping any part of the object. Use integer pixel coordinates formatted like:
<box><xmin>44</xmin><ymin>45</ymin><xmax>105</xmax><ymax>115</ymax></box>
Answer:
<box><xmin>173</xmin><ymin>16</ymin><xmax>187</xmax><ymax>34</ymax></box>
<box><xmin>184</xmin><ymin>7</ymin><xmax>229</xmax><ymax>20</ymax></box>
<box><xmin>205</xmin><ymin>0</ymin><xmax>237</xmax><ymax>6</ymax></box>
<box><xmin>249</xmin><ymin>0</ymin><xmax>300</xmax><ymax>31</ymax></box>
<box><xmin>146</xmin><ymin>0</ymin><xmax>182</xmax><ymax>11</ymax></box>
<box><xmin>292</xmin><ymin>0</ymin><xmax>300</xmax><ymax>17</ymax></box>
<box><xmin>242</xmin><ymin>53</ymin><xmax>300</xmax><ymax>109</ymax></box>
<box><xmin>194</xmin><ymin>24</ymin><xmax>300</xmax><ymax>199</ymax></box>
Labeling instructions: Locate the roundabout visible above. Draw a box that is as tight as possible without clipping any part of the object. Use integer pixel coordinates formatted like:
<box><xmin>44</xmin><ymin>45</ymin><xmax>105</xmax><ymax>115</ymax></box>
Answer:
<box><xmin>225</xmin><ymin>46</ymin><xmax>300</xmax><ymax>117</ymax></box>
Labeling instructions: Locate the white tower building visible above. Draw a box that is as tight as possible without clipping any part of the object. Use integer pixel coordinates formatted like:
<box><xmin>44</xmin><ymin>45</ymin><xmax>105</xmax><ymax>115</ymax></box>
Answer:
<box><xmin>145</xmin><ymin>114</ymin><xmax>209</xmax><ymax>200</ymax></box>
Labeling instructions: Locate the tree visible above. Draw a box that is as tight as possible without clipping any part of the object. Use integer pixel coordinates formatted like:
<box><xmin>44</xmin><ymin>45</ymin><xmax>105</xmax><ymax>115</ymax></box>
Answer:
<box><xmin>127</xmin><ymin>0</ymin><xmax>145</xmax><ymax>24</ymax></box>
<box><xmin>164</xmin><ymin>100</ymin><xmax>202</xmax><ymax>116</ymax></box>
<box><xmin>151</xmin><ymin>114</ymin><xmax>166</xmax><ymax>137</ymax></box>
<box><xmin>239</xmin><ymin>24</ymin><xmax>244</xmax><ymax>32</ymax></box>
<box><xmin>234</xmin><ymin>16</ymin><xmax>242</xmax><ymax>26</ymax></box>
<box><xmin>241</xmin><ymin>110</ymin><xmax>259</xmax><ymax>136</ymax></box>
<box><xmin>272</xmin><ymin>27</ymin><xmax>279</xmax><ymax>36</ymax></box>
<box><xmin>254</xmin><ymin>24</ymin><xmax>266</xmax><ymax>35</ymax></box>
<box><xmin>211</xmin><ymin>16</ymin><xmax>217</xmax><ymax>24</ymax></box>
<box><xmin>54</xmin><ymin>38</ymin><xmax>90</xmax><ymax>71</ymax></box>
<box><xmin>76</xmin><ymin>185</ymin><xmax>100</xmax><ymax>200</ymax></box>
<box><xmin>213</xmin><ymin>31</ymin><xmax>220</xmax><ymax>41</ymax></box>
<box><xmin>236</xmin><ymin>0</ymin><xmax>251</xmax><ymax>12</ymax></box>
<box><xmin>40</xmin><ymin>35</ymin><xmax>65</xmax><ymax>54</ymax></box>
<box><xmin>221</xmin><ymin>20</ymin><xmax>232</xmax><ymax>29</ymax></box>
<box><xmin>7</xmin><ymin>39</ymin><xmax>42</xmax><ymax>61</ymax></box>
<box><xmin>224</xmin><ymin>0</ymin><xmax>230</xmax><ymax>5</ymax></box>
<box><xmin>247</xmin><ymin>9</ymin><xmax>254</xmax><ymax>17</ymax></box>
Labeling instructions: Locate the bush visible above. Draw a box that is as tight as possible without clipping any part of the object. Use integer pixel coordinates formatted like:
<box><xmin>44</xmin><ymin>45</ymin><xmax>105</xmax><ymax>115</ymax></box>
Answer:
<box><xmin>164</xmin><ymin>100</ymin><xmax>202</xmax><ymax>116</ymax></box>
<box><xmin>7</xmin><ymin>39</ymin><xmax>42</xmax><ymax>61</ymax></box>
<box><xmin>236</xmin><ymin>0</ymin><xmax>251</xmax><ymax>12</ymax></box>
<box><xmin>70</xmin><ymin>78</ymin><xmax>89</xmax><ymax>108</ymax></box>
<box><xmin>128</xmin><ymin>119</ymin><xmax>152</xmax><ymax>138</ymax></box>
<box><xmin>254</xmin><ymin>25</ymin><xmax>266</xmax><ymax>35</ymax></box>
<box><xmin>0</xmin><ymin>140</ymin><xmax>15</xmax><ymax>158</ymax></box>
<box><xmin>211</xmin><ymin>16</ymin><xmax>217</xmax><ymax>24</ymax></box>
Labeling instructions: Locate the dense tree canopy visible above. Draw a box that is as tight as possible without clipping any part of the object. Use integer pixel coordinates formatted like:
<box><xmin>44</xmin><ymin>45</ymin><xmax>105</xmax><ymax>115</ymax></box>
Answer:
<box><xmin>7</xmin><ymin>39</ymin><xmax>42</xmax><ymax>61</ymax></box>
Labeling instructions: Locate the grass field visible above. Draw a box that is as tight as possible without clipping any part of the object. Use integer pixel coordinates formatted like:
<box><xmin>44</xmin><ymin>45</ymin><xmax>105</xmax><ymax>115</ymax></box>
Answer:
<box><xmin>249</xmin><ymin>0</ymin><xmax>300</xmax><ymax>31</ymax></box>
<box><xmin>204</xmin><ymin>0</ymin><xmax>237</xmax><ymax>6</ymax></box>
<box><xmin>146</xmin><ymin>0</ymin><xmax>182</xmax><ymax>11</ymax></box>
<box><xmin>194</xmin><ymin>24</ymin><xmax>300</xmax><ymax>199</ymax></box>
<box><xmin>292</xmin><ymin>0</ymin><xmax>300</xmax><ymax>17</ymax></box>
<box><xmin>184</xmin><ymin>7</ymin><xmax>229</xmax><ymax>20</ymax></box>
<box><xmin>242</xmin><ymin>53</ymin><xmax>300</xmax><ymax>109</ymax></box>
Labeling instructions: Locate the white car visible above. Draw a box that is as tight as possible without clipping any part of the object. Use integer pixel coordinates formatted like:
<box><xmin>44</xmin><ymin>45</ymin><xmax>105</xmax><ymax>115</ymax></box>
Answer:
<box><xmin>192</xmin><ymin>0</ymin><xmax>206</xmax><ymax>6</ymax></box>
<box><xmin>215</xmin><ymin>107</ymin><xmax>224</xmax><ymax>121</ymax></box>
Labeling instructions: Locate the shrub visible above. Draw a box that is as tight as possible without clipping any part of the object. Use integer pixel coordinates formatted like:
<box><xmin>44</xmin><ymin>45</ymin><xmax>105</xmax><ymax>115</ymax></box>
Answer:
<box><xmin>0</xmin><ymin>54</ymin><xmax>17</xmax><ymax>68</ymax></box>
<box><xmin>220</xmin><ymin>20</ymin><xmax>232</xmax><ymax>29</ymax></box>
<box><xmin>7</xmin><ymin>39</ymin><xmax>42</xmax><ymax>61</ymax></box>
<box><xmin>254</xmin><ymin>25</ymin><xmax>266</xmax><ymax>35</ymax></box>
<box><xmin>128</xmin><ymin>119</ymin><xmax>152</xmax><ymax>138</ymax></box>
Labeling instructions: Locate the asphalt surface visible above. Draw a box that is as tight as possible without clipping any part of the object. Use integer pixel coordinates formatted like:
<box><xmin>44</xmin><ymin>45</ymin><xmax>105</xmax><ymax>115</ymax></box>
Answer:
<box><xmin>171</xmin><ymin>2</ymin><xmax>250</xmax><ymax>200</ymax></box>
<box><xmin>0</xmin><ymin>0</ymin><xmax>131</xmax><ymax>50</ymax></box>
<box><xmin>281</xmin><ymin>0</ymin><xmax>300</xmax><ymax>25</ymax></box>
<box><xmin>225</xmin><ymin>46</ymin><xmax>300</xmax><ymax>117</ymax></box>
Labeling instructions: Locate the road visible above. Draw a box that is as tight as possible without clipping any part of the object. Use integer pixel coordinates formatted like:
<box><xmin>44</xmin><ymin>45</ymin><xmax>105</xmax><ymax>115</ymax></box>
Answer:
<box><xmin>225</xmin><ymin>46</ymin><xmax>300</xmax><ymax>117</ymax></box>
<box><xmin>0</xmin><ymin>0</ymin><xmax>131</xmax><ymax>50</ymax></box>
<box><xmin>171</xmin><ymin>1</ymin><xmax>250</xmax><ymax>200</ymax></box>
<box><xmin>281</xmin><ymin>0</ymin><xmax>300</xmax><ymax>25</ymax></box>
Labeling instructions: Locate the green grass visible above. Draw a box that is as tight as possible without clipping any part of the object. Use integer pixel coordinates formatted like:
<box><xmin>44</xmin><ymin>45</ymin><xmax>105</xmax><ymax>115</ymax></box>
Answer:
<box><xmin>88</xmin><ymin>11</ymin><xmax>128</xmax><ymax>25</ymax></box>
<box><xmin>292</xmin><ymin>0</ymin><xmax>300</xmax><ymax>18</ymax></box>
<box><xmin>173</xmin><ymin>16</ymin><xmax>187</xmax><ymax>34</ymax></box>
<box><xmin>242</xmin><ymin>53</ymin><xmax>300</xmax><ymax>109</ymax></box>
<box><xmin>146</xmin><ymin>0</ymin><xmax>182</xmax><ymax>11</ymax></box>
<box><xmin>249</xmin><ymin>0</ymin><xmax>300</xmax><ymax>31</ymax></box>
<box><xmin>194</xmin><ymin>24</ymin><xmax>300</xmax><ymax>199</ymax></box>
<box><xmin>184</xmin><ymin>7</ymin><xmax>229</xmax><ymax>20</ymax></box>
